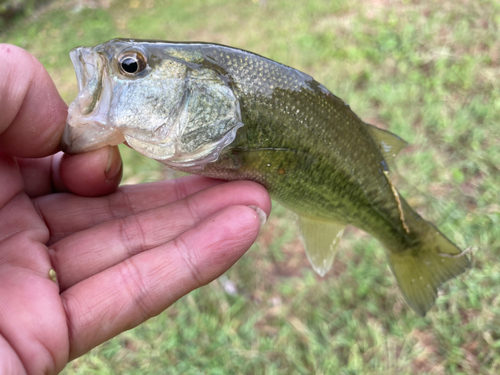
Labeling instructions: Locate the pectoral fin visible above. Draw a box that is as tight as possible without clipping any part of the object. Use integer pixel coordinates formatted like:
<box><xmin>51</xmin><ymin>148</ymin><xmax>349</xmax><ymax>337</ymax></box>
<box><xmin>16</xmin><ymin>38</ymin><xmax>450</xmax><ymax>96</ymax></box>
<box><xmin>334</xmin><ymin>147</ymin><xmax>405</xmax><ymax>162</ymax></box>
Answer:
<box><xmin>298</xmin><ymin>216</ymin><xmax>345</xmax><ymax>277</ymax></box>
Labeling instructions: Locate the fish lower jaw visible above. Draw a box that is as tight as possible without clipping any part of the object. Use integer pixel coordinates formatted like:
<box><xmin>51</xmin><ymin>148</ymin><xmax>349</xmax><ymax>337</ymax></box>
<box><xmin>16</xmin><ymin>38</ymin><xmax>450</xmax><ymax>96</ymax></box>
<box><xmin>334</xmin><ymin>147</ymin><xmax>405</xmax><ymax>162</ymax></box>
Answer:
<box><xmin>66</xmin><ymin>109</ymin><xmax>107</xmax><ymax>130</ymax></box>
<box><xmin>62</xmin><ymin>110</ymin><xmax>125</xmax><ymax>153</ymax></box>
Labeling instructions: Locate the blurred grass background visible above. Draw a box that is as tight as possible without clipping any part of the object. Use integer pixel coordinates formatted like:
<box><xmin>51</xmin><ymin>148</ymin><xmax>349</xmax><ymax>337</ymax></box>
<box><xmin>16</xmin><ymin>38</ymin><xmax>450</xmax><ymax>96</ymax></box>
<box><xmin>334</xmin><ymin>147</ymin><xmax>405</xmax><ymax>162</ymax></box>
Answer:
<box><xmin>2</xmin><ymin>0</ymin><xmax>500</xmax><ymax>373</ymax></box>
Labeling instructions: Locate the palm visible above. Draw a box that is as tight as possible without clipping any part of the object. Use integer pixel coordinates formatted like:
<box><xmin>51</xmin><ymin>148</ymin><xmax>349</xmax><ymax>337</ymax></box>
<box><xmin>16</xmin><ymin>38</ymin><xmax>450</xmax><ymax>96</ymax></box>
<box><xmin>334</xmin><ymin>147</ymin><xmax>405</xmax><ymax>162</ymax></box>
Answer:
<box><xmin>0</xmin><ymin>44</ymin><xmax>270</xmax><ymax>374</ymax></box>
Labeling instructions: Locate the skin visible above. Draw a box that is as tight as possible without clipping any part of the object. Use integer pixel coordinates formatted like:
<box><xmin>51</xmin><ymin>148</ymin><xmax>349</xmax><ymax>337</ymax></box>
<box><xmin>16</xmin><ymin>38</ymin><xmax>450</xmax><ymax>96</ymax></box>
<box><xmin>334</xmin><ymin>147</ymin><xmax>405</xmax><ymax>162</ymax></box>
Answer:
<box><xmin>0</xmin><ymin>44</ymin><xmax>271</xmax><ymax>374</ymax></box>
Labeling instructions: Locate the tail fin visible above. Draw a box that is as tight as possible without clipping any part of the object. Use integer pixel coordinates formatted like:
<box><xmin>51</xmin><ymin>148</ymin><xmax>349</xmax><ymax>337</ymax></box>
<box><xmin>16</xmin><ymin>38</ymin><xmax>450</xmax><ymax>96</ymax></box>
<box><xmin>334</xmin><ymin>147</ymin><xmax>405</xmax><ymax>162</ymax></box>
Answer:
<box><xmin>388</xmin><ymin>227</ymin><xmax>471</xmax><ymax>316</ymax></box>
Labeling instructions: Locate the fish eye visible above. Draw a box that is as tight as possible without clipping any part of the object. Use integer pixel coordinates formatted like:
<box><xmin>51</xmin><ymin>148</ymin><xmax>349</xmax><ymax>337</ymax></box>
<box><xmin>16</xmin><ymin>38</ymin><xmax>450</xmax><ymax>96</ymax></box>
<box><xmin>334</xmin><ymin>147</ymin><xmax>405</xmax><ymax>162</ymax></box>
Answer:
<box><xmin>118</xmin><ymin>51</ymin><xmax>147</xmax><ymax>76</ymax></box>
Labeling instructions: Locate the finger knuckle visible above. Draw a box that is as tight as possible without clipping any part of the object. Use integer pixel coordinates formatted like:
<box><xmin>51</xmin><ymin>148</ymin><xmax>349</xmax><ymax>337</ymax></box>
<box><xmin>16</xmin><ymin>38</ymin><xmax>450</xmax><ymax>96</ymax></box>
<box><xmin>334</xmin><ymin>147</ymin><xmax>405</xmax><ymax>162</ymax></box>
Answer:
<box><xmin>118</xmin><ymin>214</ymin><xmax>148</xmax><ymax>257</ymax></box>
<box><xmin>118</xmin><ymin>258</ymin><xmax>156</xmax><ymax>321</ymax></box>
<box><xmin>173</xmin><ymin>236</ymin><xmax>205</xmax><ymax>286</ymax></box>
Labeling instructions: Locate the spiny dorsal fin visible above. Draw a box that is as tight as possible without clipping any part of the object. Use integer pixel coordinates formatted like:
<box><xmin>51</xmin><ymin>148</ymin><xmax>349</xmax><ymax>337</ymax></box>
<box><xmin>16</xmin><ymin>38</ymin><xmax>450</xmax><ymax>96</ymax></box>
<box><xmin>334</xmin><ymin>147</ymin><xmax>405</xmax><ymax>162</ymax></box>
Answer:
<box><xmin>298</xmin><ymin>216</ymin><xmax>345</xmax><ymax>277</ymax></box>
<box><xmin>365</xmin><ymin>123</ymin><xmax>408</xmax><ymax>161</ymax></box>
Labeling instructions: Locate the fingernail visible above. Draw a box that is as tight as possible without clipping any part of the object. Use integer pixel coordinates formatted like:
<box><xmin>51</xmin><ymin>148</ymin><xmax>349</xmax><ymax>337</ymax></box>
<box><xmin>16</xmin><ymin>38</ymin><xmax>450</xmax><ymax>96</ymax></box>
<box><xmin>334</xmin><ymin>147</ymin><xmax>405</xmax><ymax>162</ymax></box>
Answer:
<box><xmin>248</xmin><ymin>205</ymin><xmax>267</xmax><ymax>228</ymax></box>
<box><xmin>105</xmin><ymin>146</ymin><xmax>122</xmax><ymax>181</ymax></box>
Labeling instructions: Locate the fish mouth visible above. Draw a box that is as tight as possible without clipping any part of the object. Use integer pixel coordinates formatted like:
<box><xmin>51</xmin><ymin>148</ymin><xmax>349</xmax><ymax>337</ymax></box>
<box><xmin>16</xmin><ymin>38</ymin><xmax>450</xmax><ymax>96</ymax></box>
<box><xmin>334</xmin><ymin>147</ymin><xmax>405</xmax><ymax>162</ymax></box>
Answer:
<box><xmin>61</xmin><ymin>47</ymin><xmax>124</xmax><ymax>153</ymax></box>
<box><xmin>71</xmin><ymin>47</ymin><xmax>95</xmax><ymax>93</ymax></box>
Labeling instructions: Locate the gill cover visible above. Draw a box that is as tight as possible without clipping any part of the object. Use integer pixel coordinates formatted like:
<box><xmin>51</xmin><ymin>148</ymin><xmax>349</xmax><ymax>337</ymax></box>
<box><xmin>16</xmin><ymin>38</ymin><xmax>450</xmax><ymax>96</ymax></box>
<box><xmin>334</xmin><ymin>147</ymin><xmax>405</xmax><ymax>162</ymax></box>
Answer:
<box><xmin>61</xmin><ymin>39</ymin><xmax>243</xmax><ymax>171</ymax></box>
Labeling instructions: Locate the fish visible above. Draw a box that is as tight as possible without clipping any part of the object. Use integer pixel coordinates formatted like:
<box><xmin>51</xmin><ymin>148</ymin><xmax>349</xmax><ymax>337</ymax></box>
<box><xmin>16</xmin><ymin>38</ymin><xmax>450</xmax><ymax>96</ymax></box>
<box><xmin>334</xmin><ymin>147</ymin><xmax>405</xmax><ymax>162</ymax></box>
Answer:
<box><xmin>61</xmin><ymin>39</ymin><xmax>470</xmax><ymax>316</ymax></box>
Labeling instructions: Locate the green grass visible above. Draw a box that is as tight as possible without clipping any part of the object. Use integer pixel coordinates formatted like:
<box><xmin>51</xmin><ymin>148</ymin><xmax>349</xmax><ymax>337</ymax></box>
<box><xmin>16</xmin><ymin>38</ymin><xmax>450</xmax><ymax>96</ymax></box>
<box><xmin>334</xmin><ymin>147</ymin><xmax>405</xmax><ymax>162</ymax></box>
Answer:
<box><xmin>2</xmin><ymin>0</ymin><xmax>500</xmax><ymax>373</ymax></box>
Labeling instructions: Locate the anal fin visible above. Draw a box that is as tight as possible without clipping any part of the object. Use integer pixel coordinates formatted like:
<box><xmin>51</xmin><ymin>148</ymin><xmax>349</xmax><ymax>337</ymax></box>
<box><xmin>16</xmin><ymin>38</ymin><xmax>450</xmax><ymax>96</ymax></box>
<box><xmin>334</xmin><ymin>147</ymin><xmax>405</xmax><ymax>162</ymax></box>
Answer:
<box><xmin>298</xmin><ymin>216</ymin><xmax>345</xmax><ymax>277</ymax></box>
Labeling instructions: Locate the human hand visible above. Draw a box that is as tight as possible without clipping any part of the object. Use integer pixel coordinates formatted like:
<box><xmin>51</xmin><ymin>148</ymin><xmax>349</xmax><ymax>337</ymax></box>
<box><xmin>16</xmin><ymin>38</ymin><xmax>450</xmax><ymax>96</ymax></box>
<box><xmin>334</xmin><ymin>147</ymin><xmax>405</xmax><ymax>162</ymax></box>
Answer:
<box><xmin>0</xmin><ymin>45</ymin><xmax>271</xmax><ymax>374</ymax></box>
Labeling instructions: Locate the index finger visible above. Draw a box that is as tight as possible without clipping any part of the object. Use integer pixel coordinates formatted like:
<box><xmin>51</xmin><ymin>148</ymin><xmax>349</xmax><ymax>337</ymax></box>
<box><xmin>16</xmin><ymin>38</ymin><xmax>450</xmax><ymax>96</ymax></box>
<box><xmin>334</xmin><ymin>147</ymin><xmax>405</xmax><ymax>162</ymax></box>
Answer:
<box><xmin>0</xmin><ymin>44</ymin><xmax>68</xmax><ymax>158</ymax></box>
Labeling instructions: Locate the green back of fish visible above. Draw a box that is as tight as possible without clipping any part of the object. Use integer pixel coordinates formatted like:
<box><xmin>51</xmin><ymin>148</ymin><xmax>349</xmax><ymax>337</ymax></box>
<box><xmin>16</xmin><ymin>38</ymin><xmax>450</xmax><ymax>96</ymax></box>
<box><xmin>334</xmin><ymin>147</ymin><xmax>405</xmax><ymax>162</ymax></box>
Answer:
<box><xmin>189</xmin><ymin>45</ymin><xmax>470</xmax><ymax>315</ymax></box>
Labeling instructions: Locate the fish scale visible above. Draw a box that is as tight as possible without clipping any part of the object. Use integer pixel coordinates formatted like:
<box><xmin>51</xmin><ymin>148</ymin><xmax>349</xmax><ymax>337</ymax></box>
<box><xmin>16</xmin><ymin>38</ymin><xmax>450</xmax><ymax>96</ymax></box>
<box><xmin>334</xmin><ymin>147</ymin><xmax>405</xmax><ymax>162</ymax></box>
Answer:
<box><xmin>61</xmin><ymin>39</ymin><xmax>470</xmax><ymax>316</ymax></box>
<box><xmin>199</xmin><ymin>47</ymin><xmax>396</xmax><ymax>226</ymax></box>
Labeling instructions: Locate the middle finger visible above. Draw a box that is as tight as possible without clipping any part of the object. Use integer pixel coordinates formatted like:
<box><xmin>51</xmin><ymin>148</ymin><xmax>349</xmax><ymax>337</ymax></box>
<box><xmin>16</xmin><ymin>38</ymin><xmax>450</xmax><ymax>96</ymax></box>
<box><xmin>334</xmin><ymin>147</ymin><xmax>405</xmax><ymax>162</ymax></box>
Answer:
<box><xmin>48</xmin><ymin>180</ymin><xmax>270</xmax><ymax>290</ymax></box>
<box><xmin>36</xmin><ymin>175</ymin><xmax>225</xmax><ymax>244</ymax></box>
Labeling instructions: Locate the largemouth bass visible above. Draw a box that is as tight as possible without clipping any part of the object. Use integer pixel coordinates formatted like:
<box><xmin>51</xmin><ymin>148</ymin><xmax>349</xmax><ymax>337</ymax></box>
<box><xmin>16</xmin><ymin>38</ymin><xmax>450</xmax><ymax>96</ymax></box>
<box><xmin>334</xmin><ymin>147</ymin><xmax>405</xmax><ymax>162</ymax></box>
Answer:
<box><xmin>61</xmin><ymin>39</ymin><xmax>470</xmax><ymax>316</ymax></box>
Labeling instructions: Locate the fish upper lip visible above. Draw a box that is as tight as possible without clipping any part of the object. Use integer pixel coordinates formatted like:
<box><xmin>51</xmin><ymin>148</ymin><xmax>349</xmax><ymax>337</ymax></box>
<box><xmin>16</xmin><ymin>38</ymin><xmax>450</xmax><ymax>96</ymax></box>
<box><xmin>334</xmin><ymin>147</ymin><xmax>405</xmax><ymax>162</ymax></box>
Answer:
<box><xmin>62</xmin><ymin>46</ymin><xmax>123</xmax><ymax>153</ymax></box>
<box><xmin>67</xmin><ymin>46</ymin><xmax>110</xmax><ymax>123</ymax></box>
<box><xmin>70</xmin><ymin>47</ymin><xmax>95</xmax><ymax>92</ymax></box>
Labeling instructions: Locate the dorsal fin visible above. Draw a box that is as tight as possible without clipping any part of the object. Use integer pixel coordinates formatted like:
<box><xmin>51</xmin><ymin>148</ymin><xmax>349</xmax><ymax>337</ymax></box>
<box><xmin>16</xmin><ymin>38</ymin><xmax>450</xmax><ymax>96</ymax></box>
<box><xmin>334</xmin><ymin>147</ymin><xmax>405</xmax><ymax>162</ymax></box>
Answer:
<box><xmin>365</xmin><ymin>123</ymin><xmax>408</xmax><ymax>161</ymax></box>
